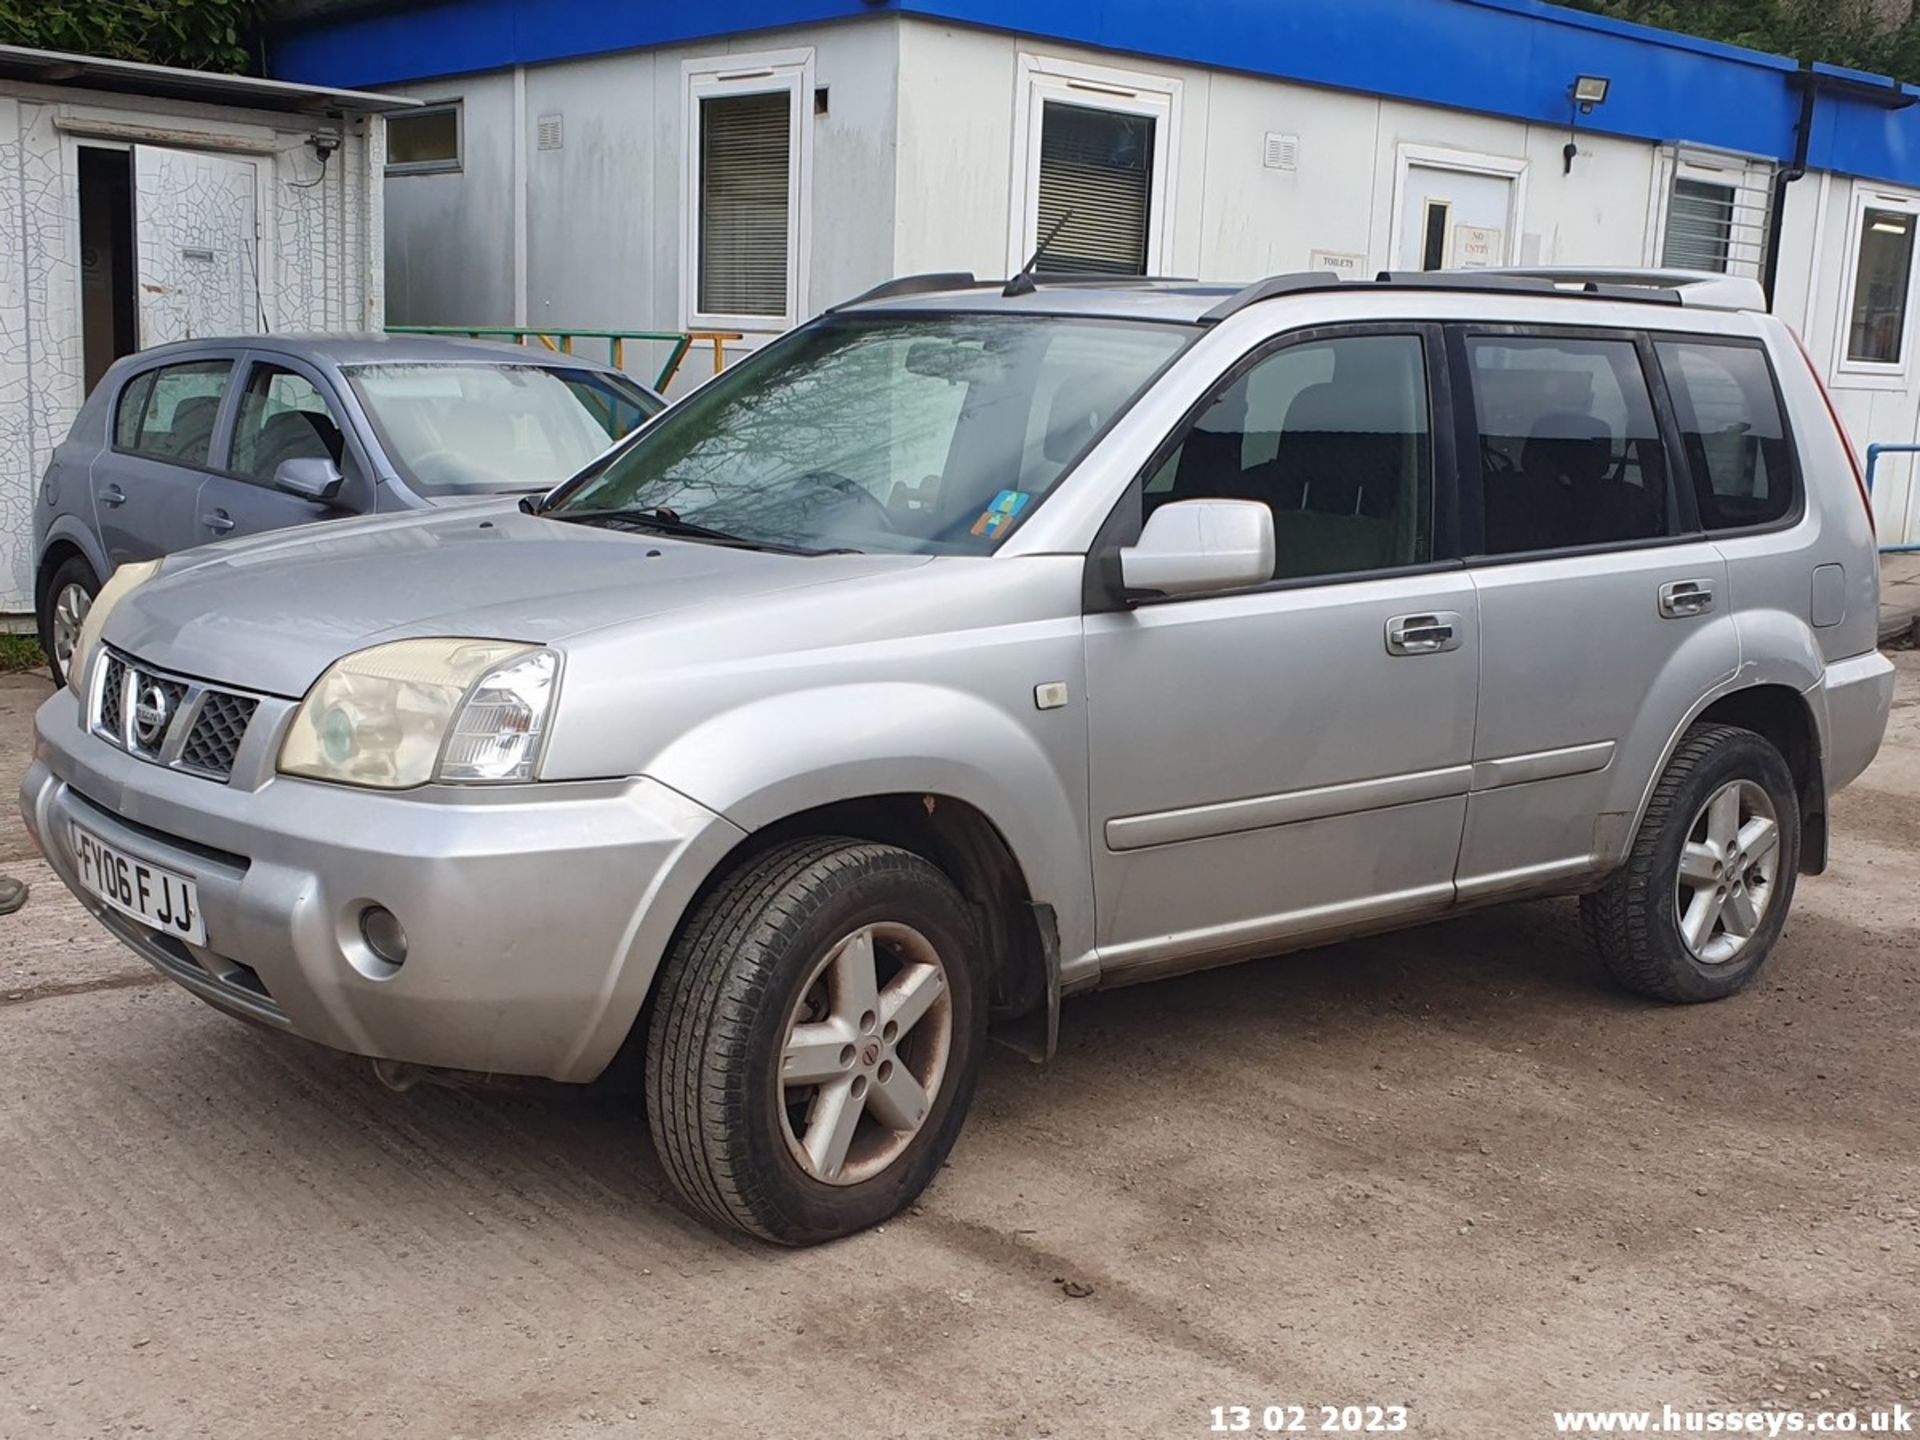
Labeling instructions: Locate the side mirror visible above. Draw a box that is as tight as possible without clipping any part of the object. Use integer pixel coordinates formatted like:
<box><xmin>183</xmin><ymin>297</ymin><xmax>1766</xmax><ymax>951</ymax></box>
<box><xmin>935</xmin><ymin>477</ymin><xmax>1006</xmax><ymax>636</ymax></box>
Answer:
<box><xmin>1119</xmin><ymin>499</ymin><xmax>1275</xmax><ymax>599</ymax></box>
<box><xmin>274</xmin><ymin>456</ymin><xmax>345</xmax><ymax>504</ymax></box>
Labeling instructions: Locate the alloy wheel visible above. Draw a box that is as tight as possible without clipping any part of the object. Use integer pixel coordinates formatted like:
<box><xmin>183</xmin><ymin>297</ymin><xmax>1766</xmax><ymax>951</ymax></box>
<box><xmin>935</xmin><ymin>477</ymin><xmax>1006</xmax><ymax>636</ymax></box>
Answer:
<box><xmin>51</xmin><ymin>582</ymin><xmax>92</xmax><ymax>675</ymax></box>
<box><xmin>1674</xmin><ymin>778</ymin><xmax>1781</xmax><ymax>966</ymax></box>
<box><xmin>777</xmin><ymin>921</ymin><xmax>954</xmax><ymax>1186</ymax></box>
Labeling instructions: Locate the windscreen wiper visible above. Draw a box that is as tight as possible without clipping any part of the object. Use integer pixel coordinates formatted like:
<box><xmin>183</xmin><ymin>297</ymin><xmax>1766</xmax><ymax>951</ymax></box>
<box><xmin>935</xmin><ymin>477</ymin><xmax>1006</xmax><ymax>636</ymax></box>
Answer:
<box><xmin>550</xmin><ymin>506</ymin><xmax>850</xmax><ymax>556</ymax></box>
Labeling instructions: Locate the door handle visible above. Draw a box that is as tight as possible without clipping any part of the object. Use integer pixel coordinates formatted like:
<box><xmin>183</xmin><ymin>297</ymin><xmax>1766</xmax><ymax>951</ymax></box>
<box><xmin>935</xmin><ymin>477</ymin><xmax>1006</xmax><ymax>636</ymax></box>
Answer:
<box><xmin>202</xmin><ymin>510</ymin><xmax>236</xmax><ymax>535</ymax></box>
<box><xmin>1658</xmin><ymin>579</ymin><xmax>1715</xmax><ymax>619</ymax></box>
<box><xmin>1386</xmin><ymin>611</ymin><xmax>1464</xmax><ymax>656</ymax></box>
<box><xmin>97</xmin><ymin>484</ymin><xmax>126</xmax><ymax>508</ymax></box>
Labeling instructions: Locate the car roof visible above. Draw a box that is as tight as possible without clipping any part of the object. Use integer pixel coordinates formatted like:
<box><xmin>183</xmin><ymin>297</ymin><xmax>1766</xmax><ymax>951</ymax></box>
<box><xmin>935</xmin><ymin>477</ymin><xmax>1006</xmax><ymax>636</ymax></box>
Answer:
<box><xmin>120</xmin><ymin>331</ymin><xmax>637</xmax><ymax>375</ymax></box>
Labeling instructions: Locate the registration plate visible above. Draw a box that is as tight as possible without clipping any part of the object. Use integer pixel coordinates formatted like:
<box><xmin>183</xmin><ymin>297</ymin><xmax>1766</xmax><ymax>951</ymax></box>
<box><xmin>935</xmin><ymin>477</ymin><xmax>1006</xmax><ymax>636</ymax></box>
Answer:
<box><xmin>68</xmin><ymin>820</ymin><xmax>206</xmax><ymax>946</ymax></box>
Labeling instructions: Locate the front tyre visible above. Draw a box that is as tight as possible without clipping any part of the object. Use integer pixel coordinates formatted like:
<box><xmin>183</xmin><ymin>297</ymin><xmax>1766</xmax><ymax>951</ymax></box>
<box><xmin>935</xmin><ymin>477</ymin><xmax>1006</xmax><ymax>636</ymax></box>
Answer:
<box><xmin>39</xmin><ymin>555</ymin><xmax>100</xmax><ymax>689</ymax></box>
<box><xmin>644</xmin><ymin>838</ymin><xmax>985</xmax><ymax>1244</ymax></box>
<box><xmin>1581</xmin><ymin>724</ymin><xmax>1800</xmax><ymax>1003</ymax></box>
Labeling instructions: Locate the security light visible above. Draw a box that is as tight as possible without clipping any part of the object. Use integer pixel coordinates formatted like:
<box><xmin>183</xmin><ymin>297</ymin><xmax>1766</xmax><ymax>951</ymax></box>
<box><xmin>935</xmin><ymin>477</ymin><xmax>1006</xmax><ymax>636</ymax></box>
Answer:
<box><xmin>1564</xmin><ymin>74</ymin><xmax>1613</xmax><ymax>173</ymax></box>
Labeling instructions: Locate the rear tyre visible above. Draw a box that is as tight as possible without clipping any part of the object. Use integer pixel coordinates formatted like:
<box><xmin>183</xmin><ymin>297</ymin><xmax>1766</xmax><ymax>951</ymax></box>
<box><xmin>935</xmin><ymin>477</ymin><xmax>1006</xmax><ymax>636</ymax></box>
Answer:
<box><xmin>38</xmin><ymin>555</ymin><xmax>100</xmax><ymax>689</ymax></box>
<box><xmin>1581</xmin><ymin>724</ymin><xmax>1800</xmax><ymax>1003</ymax></box>
<box><xmin>644</xmin><ymin>838</ymin><xmax>985</xmax><ymax>1244</ymax></box>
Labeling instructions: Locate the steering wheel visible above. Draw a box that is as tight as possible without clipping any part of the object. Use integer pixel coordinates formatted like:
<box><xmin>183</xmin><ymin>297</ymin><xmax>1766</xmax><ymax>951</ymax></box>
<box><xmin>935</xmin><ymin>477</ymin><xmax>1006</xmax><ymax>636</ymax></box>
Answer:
<box><xmin>791</xmin><ymin>469</ymin><xmax>895</xmax><ymax>531</ymax></box>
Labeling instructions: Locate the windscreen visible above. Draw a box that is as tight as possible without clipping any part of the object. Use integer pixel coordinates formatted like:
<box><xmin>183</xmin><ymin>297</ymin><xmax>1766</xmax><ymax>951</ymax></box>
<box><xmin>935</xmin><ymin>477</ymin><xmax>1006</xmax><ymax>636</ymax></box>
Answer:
<box><xmin>345</xmin><ymin>362</ymin><xmax>663</xmax><ymax>496</ymax></box>
<box><xmin>546</xmin><ymin>314</ymin><xmax>1194</xmax><ymax>554</ymax></box>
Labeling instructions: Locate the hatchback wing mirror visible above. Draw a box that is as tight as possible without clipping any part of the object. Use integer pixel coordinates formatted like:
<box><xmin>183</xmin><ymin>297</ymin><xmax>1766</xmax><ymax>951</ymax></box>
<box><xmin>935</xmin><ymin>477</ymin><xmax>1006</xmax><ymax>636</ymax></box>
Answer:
<box><xmin>1120</xmin><ymin>499</ymin><xmax>1275</xmax><ymax>599</ymax></box>
<box><xmin>274</xmin><ymin>456</ymin><xmax>345</xmax><ymax>504</ymax></box>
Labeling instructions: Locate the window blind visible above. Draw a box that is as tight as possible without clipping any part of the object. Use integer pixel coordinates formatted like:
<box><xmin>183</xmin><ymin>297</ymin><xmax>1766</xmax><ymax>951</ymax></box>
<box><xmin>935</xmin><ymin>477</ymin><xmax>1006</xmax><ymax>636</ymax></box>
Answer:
<box><xmin>1034</xmin><ymin>101</ymin><xmax>1154</xmax><ymax>276</ymax></box>
<box><xmin>1665</xmin><ymin>178</ymin><xmax>1737</xmax><ymax>274</ymax></box>
<box><xmin>699</xmin><ymin>91</ymin><xmax>791</xmax><ymax>317</ymax></box>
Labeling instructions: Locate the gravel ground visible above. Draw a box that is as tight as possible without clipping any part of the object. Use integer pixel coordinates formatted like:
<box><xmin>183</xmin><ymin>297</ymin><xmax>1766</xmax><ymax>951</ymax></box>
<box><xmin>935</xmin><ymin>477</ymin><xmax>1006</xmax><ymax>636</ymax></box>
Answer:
<box><xmin>1</xmin><ymin>655</ymin><xmax>1916</xmax><ymax>1439</ymax></box>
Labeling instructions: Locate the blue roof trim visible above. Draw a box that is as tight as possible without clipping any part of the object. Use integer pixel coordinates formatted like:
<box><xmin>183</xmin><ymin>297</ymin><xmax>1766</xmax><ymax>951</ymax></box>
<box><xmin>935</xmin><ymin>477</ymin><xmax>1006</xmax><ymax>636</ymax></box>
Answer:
<box><xmin>270</xmin><ymin>0</ymin><xmax>1920</xmax><ymax>191</ymax></box>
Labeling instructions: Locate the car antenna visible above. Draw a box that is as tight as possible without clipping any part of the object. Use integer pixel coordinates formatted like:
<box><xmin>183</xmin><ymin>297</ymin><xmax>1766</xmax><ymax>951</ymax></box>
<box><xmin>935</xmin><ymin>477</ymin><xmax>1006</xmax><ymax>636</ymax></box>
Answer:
<box><xmin>1002</xmin><ymin>209</ymin><xmax>1073</xmax><ymax>297</ymax></box>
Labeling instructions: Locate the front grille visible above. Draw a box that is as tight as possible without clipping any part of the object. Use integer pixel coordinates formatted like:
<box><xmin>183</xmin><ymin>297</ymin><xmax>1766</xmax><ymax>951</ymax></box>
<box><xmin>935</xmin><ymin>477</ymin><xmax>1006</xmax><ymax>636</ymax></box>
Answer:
<box><xmin>99</xmin><ymin>656</ymin><xmax>127</xmax><ymax>737</ymax></box>
<box><xmin>89</xmin><ymin>649</ymin><xmax>262</xmax><ymax>784</ymax></box>
<box><xmin>180</xmin><ymin>692</ymin><xmax>258</xmax><ymax>777</ymax></box>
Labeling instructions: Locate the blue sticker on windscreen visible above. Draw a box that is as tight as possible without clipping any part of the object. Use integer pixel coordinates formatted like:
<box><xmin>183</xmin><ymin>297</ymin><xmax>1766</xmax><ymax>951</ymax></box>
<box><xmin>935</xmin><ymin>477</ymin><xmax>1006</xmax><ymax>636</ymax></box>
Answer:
<box><xmin>970</xmin><ymin>489</ymin><xmax>1032</xmax><ymax>539</ymax></box>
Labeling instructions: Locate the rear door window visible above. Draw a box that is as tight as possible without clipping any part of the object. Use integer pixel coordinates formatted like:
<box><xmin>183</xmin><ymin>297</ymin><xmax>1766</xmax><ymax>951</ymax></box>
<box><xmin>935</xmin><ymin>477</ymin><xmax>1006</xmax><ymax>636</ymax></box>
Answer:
<box><xmin>113</xmin><ymin>360</ymin><xmax>233</xmax><ymax>467</ymax></box>
<box><xmin>1466</xmin><ymin>334</ymin><xmax>1672</xmax><ymax>555</ymax></box>
<box><xmin>1655</xmin><ymin>340</ymin><xmax>1797</xmax><ymax>531</ymax></box>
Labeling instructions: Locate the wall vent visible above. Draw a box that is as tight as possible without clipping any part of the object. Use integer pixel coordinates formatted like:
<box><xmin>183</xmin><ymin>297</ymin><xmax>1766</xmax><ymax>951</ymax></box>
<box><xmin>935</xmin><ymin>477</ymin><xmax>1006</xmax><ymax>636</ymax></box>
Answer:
<box><xmin>1264</xmin><ymin>132</ymin><xmax>1299</xmax><ymax>171</ymax></box>
<box><xmin>537</xmin><ymin>114</ymin><xmax>564</xmax><ymax>151</ymax></box>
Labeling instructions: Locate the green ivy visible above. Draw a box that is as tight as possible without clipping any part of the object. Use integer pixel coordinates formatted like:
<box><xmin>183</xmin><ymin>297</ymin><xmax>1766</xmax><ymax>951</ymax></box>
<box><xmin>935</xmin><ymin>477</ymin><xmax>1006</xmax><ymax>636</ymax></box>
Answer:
<box><xmin>1563</xmin><ymin>0</ymin><xmax>1920</xmax><ymax>86</ymax></box>
<box><xmin>0</xmin><ymin>0</ymin><xmax>266</xmax><ymax>74</ymax></box>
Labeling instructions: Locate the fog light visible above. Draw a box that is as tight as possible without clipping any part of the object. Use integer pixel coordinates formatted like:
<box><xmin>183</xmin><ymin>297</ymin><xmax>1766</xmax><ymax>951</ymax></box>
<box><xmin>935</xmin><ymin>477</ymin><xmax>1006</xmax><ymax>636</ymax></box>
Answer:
<box><xmin>360</xmin><ymin>905</ymin><xmax>408</xmax><ymax>966</ymax></box>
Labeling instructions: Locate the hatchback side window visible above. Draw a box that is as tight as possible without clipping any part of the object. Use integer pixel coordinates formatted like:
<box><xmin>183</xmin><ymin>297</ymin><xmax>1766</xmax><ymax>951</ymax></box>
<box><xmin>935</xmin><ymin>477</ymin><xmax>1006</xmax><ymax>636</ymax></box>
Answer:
<box><xmin>230</xmin><ymin>365</ymin><xmax>347</xmax><ymax>483</ymax></box>
<box><xmin>1467</xmin><ymin>335</ymin><xmax>1671</xmax><ymax>555</ymax></box>
<box><xmin>114</xmin><ymin>360</ymin><xmax>232</xmax><ymax>466</ymax></box>
<box><xmin>1656</xmin><ymin>341</ymin><xmax>1797</xmax><ymax>531</ymax></box>
<box><xmin>1145</xmin><ymin>334</ymin><xmax>1433</xmax><ymax>580</ymax></box>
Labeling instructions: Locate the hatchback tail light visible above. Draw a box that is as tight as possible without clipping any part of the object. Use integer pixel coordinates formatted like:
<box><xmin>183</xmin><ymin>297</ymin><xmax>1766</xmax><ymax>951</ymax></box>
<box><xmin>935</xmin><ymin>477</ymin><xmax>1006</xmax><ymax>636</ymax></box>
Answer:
<box><xmin>1789</xmin><ymin>325</ymin><xmax>1875</xmax><ymax>534</ymax></box>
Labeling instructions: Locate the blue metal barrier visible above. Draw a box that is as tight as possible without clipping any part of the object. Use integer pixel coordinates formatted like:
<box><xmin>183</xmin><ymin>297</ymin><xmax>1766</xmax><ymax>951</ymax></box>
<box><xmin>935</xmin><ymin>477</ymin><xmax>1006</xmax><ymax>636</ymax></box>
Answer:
<box><xmin>1863</xmin><ymin>444</ymin><xmax>1920</xmax><ymax>554</ymax></box>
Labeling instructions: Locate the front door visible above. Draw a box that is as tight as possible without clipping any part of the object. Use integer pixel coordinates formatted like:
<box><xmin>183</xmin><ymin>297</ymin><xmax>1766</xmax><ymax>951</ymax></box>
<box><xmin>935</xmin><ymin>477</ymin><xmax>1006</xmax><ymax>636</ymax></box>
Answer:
<box><xmin>133</xmin><ymin>146</ymin><xmax>262</xmax><ymax>346</ymax></box>
<box><xmin>195</xmin><ymin>356</ymin><xmax>369</xmax><ymax>544</ymax></box>
<box><xmin>1083</xmin><ymin>328</ymin><xmax>1479</xmax><ymax>984</ymax></box>
<box><xmin>1451</xmin><ymin>328</ymin><xmax>1738</xmax><ymax>898</ymax></box>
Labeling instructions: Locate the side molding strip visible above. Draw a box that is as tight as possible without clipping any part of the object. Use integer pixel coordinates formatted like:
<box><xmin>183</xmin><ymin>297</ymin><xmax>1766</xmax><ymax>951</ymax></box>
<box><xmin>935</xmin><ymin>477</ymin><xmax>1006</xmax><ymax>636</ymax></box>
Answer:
<box><xmin>1105</xmin><ymin>764</ymin><xmax>1473</xmax><ymax>852</ymax></box>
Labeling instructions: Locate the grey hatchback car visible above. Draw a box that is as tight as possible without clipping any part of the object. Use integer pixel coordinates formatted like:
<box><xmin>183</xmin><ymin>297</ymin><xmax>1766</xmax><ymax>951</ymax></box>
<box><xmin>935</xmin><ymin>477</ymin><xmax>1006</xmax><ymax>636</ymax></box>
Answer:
<box><xmin>33</xmin><ymin>334</ymin><xmax>664</xmax><ymax>685</ymax></box>
<box><xmin>22</xmin><ymin>268</ymin><xmax>1896</xmax><ymax>1245</ymax></box>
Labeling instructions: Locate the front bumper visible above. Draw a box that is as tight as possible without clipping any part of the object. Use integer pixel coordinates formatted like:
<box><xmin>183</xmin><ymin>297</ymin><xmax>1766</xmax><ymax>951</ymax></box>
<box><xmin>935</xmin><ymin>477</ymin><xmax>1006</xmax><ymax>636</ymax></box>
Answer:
<box><xmin>22</xmin><ymin>687</ymin><xmax>744</xmax><ymax>1082</ymax></box>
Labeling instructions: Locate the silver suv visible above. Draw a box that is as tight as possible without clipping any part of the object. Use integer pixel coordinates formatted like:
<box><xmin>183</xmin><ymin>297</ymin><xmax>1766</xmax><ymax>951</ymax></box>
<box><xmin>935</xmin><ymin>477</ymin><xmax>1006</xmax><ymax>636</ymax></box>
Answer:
<box><xmin>22</xmin><ymin>269</ymin><xmax>1896</xmax><ymax>1244</ymax></box>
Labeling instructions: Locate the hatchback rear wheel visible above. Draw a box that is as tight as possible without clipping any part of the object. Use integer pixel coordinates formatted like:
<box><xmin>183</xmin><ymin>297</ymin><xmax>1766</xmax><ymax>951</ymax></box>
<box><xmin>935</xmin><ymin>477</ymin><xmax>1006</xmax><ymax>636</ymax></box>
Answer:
<box><xmin>644</xmin><ymin>837</ymin><xmax>985</xmax><ymax>1244</ymax></box>
<box><xmin>1581</xmin><ymin>724</ymin><xmax>1800</xmax><ymax>1003</ymax></box>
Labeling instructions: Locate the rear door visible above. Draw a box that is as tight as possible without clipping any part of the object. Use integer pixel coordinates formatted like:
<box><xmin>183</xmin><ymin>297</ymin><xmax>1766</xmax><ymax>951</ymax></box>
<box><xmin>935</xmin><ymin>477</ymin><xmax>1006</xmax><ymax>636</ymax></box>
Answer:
<box><xmin>1452</xmin><ymin>325</ymin><xmax>1737</xmax><ymax>900</ymax></box>
<box><xmin>93</xmin><ymin>354</ymin><xmax>239</xmax><ymax>567</ymax></box>
<box><xmin>196</xmin><ymin>354</ymin><xmax>375</xmax><ymax>543</ymax></box>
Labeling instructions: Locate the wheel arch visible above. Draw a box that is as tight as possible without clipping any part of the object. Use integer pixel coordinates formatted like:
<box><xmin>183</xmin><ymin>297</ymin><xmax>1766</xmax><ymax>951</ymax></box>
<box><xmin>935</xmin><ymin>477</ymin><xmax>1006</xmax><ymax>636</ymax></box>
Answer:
<box><xmin>1630</xmin><ymin>681</ymin><xmax>1828</xmax><ymax>877</ymax></box>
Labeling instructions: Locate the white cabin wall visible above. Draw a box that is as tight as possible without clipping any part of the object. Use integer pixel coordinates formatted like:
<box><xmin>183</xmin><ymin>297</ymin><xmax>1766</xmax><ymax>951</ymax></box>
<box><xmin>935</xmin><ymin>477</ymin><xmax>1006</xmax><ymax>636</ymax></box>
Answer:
<box><xmin>383</xmin><ymin>19</ymin><xmax>899</xmax><ymax>390</ymax></box>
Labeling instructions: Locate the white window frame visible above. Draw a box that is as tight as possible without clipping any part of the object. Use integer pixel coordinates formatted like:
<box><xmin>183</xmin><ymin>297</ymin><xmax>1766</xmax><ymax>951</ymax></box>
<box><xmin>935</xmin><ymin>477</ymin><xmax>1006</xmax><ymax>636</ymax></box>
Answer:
<box><xmin>1387</xmin><ymin>144</ymin><xmax>1528</xmax><ymax>270</ymax></box>
<box><xmin>1006</xmin><ymin>54</ymin><xmax>1181</xmax><ymax>279</ymax></box>
<box><xmin>680</xmin><ymin>48</ymin><xmax>814</xmax><ymax>335</ymax></box>
<box><xmin>1833</xmin><ymin>180</ymin><xmax>1920</xmax><ymax>390</ymax></box>
<box><xmin>384</xmin><ymin>101</ymin><xmax>463</xmax><ymax>176</ymax></box>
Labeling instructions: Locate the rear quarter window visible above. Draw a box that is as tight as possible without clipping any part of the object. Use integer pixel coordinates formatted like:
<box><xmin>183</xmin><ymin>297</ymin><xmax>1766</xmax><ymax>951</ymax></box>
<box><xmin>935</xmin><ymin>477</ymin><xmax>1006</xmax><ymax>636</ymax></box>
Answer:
<box><xmin>1655</xmin><ymin>340</ymin><xmax>1798</xmax><ymax>531</ymax></box>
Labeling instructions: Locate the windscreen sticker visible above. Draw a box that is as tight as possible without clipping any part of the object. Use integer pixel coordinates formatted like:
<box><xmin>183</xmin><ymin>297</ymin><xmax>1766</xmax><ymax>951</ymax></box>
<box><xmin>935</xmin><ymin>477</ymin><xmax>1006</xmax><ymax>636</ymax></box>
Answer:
<box><xmin>970</xmin><ymin>489</ymin><xmax>1033</xmax><ymax>540</ymax></box>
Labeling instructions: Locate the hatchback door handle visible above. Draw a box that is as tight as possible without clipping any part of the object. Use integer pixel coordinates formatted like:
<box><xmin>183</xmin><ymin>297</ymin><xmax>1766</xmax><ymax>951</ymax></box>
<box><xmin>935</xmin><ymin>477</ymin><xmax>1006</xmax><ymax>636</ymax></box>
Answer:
<box><xmin>1658</xmin><ymin>579</ymin><xmax>1715</xmax><ymax>618</ymax></box>
<box><xmin>1386</xmin><ymin>611</ymin><xmax>1464</xmax><ymax>656</ymax></box>
<box><xmin>97</xmin><ymin>484</ymin><xmax>126</xmax><ymax>508</ymax></box>
<box><xmin>203</xmin><ymin>510</ymin><xmax>235</xmax><ymax>535</ymax></box>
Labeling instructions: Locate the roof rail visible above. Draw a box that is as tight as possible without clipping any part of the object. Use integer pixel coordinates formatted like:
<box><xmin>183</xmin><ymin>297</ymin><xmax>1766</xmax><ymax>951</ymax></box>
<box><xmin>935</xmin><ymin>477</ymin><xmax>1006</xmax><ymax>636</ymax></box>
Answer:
<box><xmin>829</xmin><ymin>272</ymin><xmax>980</xmax><ymax>311</ymax></box>
<box><xmin>1198</xmin><ymin>273</ymin><xmax>1345</xmax><ymax>322</ymax></box>
<box><xmin>1197</xmin><ymin>267</ymin><xmax>1768</xmax><ymax>323</ymax></box>
<box><xmin>1475</xmin><ymin>267</ymin><xmax>1768</xmax><ymax>313</ymax></box>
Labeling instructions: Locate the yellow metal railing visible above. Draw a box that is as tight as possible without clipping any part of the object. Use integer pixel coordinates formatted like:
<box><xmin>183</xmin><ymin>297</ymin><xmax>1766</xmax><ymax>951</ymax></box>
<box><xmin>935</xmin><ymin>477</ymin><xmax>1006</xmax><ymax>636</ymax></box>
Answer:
<box><xmin>384</xmin><ymin>326</ymin><xmax>744</xmax><ymax>391</ymax></box>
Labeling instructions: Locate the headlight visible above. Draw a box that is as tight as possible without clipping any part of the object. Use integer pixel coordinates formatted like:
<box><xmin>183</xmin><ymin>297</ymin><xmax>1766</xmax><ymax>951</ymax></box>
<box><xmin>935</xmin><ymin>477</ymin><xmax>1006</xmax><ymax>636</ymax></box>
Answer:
<box><xmin>279</xmin><ymin>639</ymin><xmax>560</xmax><ymax>789</ymax></box>
<box><xmin>68</xmin><ymin>559</ymin><xmax>162</xmax><ymax>695</ymax></box>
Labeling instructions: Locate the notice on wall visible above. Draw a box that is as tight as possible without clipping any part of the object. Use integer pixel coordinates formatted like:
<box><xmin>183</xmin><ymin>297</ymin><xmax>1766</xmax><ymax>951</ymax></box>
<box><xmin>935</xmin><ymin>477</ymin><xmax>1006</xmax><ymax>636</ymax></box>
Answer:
<box><xmin>1309</xmin><ymin>249</ymin><xmax>1366</xmax><ymax>278</ymax></box>
<box><xmin>1453</xmin><ymin>225</ymin><xmax>1503</xmax><ymax>268</ymax></box>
